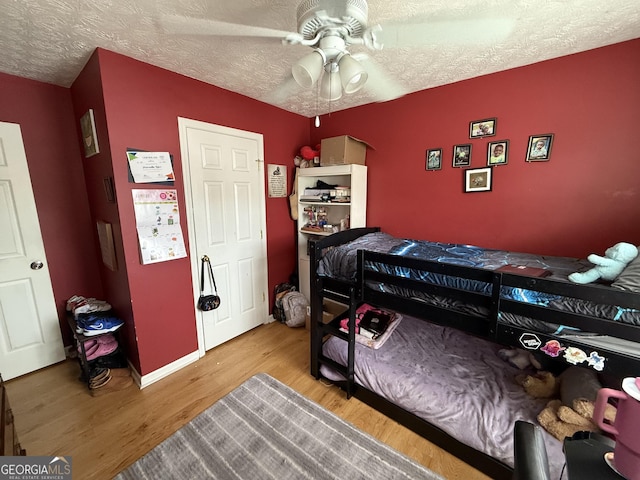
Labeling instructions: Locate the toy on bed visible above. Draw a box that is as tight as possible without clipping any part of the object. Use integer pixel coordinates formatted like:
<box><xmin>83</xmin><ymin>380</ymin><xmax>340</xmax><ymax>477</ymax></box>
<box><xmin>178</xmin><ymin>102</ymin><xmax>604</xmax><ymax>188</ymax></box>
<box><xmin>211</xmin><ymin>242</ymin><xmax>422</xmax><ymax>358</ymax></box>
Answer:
<box><xmin>568</xmin><ymin>242</ymin><xmax>638</xmax><ymax>284</ymax></box>
<box><xmin>518</xmin><ymin>367</ymin><xmax>617</xmax><ymax>441</ymax></box>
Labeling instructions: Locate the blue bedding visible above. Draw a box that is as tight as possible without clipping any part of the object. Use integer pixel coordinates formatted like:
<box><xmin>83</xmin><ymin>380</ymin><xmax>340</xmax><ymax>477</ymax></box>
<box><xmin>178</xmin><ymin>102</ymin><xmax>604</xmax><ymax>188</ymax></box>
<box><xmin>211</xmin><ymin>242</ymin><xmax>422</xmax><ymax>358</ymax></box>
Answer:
<box><xmin>317</xmin><ymin>233</ymin><xmax>640</xmax><ymax>330</ymax></box>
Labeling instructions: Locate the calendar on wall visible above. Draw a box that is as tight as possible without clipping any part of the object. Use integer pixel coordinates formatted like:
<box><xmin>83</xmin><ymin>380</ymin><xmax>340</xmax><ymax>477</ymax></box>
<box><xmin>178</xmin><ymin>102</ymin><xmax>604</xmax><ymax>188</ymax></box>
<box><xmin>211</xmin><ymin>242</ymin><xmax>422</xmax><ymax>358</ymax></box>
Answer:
<box><xmin>132</xmin><ymin>189</ymin><xmax>187</xmax><ymax>265</ymax></box>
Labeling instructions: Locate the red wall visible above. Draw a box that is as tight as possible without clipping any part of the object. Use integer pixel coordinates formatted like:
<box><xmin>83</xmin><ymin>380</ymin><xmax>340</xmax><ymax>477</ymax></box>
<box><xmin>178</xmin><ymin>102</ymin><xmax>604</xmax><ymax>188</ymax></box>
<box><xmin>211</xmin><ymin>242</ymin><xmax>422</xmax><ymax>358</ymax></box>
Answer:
<box><xmin>0</xmin><ymin>73</ymin><xmax>103</xmax><ymax>345</ymax></box>
<box><xmin>71</xmin><ymin>49</ymin><xmax>308</xmax><ymax>375</ymax></box>
<box><xmin>311</xmin><ymin>39</ymin><xmax>640</xmax><ymax>258</ymax></box>
<box><xmin>3</xmin><ymin>38</ymin><xmax>638</xmax><ymax>378</ymax></box>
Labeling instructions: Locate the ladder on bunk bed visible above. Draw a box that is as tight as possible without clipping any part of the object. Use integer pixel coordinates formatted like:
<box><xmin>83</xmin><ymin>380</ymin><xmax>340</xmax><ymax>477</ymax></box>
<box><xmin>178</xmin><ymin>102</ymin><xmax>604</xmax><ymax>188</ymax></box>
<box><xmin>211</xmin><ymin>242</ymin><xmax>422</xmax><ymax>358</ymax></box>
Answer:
<box><xmin>308</xmin><ymin>230</ymin><xmax>382</xmax><ymax>399</ymax></box>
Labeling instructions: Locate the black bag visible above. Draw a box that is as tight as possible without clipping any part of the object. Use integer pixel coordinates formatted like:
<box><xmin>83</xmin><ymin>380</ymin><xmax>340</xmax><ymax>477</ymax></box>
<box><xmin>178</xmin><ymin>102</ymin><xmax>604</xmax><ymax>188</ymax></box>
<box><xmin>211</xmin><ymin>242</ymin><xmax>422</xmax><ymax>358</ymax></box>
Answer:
<box><xmin>198</xmin><ymin>255</ymin><xmax>220</xmax><ymax>311</ymax></box>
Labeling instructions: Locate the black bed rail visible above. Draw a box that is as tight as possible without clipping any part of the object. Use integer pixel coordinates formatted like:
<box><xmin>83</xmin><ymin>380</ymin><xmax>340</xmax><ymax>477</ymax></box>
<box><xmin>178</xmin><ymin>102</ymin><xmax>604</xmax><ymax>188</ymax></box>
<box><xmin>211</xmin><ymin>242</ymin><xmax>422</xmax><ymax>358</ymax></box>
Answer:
<box><xmin>357</xmin><ymin>248</ymin><xmax>640</xmax><ymax>376</ymax></box>
<box><xmin>498</xmin><ymin>271</ymin><xmax>640</xmax><ymax>309</ymax></box>
<box><xmin>360</xmin><ymin>250</ymin><xmax>504</xmax><ymax>339</ymax></box>
<box><xmin>499</xmin><ymin>298</ymin><xmax>640</xmax><ymax>343</ymax></box>
<box><xmin>497</xmin><ymin>324</ymin><xmax>640</xmax><ymax>379</ymax></box>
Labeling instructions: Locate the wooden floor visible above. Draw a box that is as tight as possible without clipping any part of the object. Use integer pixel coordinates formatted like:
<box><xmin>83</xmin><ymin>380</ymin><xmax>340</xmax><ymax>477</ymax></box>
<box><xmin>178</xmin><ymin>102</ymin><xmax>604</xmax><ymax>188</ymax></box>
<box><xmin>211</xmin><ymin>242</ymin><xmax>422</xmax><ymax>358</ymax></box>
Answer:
<box><xmin>5</xmin><ymin>321</ymin><xmax>490</xmax><ymax>480</ymax></box>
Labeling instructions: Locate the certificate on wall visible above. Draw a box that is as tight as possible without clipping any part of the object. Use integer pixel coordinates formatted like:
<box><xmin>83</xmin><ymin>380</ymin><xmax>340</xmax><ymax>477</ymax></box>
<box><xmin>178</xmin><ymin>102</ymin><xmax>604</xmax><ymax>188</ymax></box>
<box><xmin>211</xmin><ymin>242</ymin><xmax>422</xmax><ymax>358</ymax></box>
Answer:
<box><xmin>127</xmin><ymin>151</ymin><xmax>175</xmax><ymax>183</ymax></box>
<box><xmin>268</xmin><ymin>164</ymin><xmax>287</xmax><ymax>198</ymax></box>
<box><xmin>132</xmin><ymin>189</ymin><xmax>187</xmax><ymax>264</ymax></box>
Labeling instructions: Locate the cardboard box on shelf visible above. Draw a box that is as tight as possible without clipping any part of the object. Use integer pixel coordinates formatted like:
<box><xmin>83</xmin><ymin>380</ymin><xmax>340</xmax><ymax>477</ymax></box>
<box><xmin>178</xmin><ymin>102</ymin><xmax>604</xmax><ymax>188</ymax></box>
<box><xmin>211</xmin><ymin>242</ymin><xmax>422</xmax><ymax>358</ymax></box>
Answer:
<box><xmin>305</xmin><ymin>299</ymin><xmax>348</xmax><ymax>330</ymax></box>
<box><xmin>320</xmin><ymin>135</ymin><xmax>372</xmax><ymax>166</ymax></box>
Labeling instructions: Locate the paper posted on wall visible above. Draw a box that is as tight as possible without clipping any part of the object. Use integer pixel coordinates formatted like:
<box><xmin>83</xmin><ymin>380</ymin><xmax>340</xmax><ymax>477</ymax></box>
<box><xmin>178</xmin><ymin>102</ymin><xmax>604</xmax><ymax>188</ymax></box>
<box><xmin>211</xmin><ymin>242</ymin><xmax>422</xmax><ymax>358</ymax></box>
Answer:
<box><xmin>127</xmin><ymin>151</ymin><xmax>175</xmax><ymax>183</ymax></box>
<box><xmin>132</xmin><ymin>189</ymin><xmax>187</xmax><ymax>264</ymax></box>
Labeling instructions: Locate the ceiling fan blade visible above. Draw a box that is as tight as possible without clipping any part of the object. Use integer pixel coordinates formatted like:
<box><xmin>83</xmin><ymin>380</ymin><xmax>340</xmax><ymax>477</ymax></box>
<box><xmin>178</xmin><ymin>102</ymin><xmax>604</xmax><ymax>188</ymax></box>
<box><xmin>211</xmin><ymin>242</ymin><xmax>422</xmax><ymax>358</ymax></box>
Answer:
<box><xmin>376</xmin><ymin>17</ymin><xmax>515</xmax><ymax>49</ymax></box>
<box><xmin>354</xmin><ymin>54</ymin><xmax>410</xmax><ymax>103</ymax></box>
<box><xmin>265</xmin><ymin>74</ymin><xmax>305</xmax><ymax>104</ymax></box>
<box><xmin>158</xmin><ymin>14</ymin><xmax>296</xmax><ymax>39</ymax></box>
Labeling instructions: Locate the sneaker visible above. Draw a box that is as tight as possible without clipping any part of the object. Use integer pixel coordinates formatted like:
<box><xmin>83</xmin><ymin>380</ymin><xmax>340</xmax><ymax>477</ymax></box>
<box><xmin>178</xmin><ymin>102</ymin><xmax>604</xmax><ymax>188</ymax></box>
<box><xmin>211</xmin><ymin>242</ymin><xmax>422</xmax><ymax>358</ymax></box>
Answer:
<box><xmin>74</xmin><ymin>299</ymin><xmax>111</xmax><ymax>317</ymax></box>
<box><xmin>66</xmin><ymin>295</ymin><xmax>86</xmax><ymax>312</ymax></box>
<box><xmin>82</xmin><ymin>317</ymin><xmax>124</xmax><ymax>336</ymax></box>
<box><xmin>76</xmin><ymin>311</ymin><xmax>114</xmax><ymax>333</ymax></box>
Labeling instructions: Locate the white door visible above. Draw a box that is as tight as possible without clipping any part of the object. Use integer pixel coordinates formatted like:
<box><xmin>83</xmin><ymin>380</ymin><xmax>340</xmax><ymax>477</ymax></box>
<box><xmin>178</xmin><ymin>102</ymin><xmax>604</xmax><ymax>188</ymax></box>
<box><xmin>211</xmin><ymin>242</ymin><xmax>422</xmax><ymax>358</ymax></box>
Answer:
<box><xmin>179</xmin><ymin>118</ymin><xmax>268</xmax><ymax>353</ymax></box>
<box><xmin>0</xmin><ymin>122</ymin><xmax>65</xmax><ymax>380</ymax></box>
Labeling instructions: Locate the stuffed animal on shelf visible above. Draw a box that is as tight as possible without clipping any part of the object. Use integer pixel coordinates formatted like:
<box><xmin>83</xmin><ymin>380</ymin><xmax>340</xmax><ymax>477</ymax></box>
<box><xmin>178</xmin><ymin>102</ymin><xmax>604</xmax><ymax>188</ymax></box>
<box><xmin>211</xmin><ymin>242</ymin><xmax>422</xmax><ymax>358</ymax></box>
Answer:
<box><xmin>568</xmin><ymin>242</ymin><xmax>638</xmax><ymax>284</ymax></box>
<box><xmin>294</xmin><ymin>144</ymin><xmax>321</xmax><ymax>169</ymax></box>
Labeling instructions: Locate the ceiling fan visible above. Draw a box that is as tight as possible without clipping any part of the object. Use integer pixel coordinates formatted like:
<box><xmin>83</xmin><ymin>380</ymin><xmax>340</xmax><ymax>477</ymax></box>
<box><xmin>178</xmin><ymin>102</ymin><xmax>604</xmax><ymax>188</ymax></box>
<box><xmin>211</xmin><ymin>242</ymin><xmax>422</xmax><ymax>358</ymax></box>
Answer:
<box><xmin>159</xmin><ymin>0</ymin><xmax>514</xmax><ymax>104</ymax></box>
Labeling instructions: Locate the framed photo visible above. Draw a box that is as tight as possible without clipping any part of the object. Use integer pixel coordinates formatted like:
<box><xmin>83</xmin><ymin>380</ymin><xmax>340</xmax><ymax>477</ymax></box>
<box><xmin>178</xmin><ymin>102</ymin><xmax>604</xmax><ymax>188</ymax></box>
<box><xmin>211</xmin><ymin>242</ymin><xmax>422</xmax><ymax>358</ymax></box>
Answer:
<box><xmin>469</xmin><ymin>118</ymin><xmax>497</xmax><ymax>138</ymax></box>
<box><xmin>464</xmin><ymin>167</ymin><xmax>493</xmax><ymax>193</ymax></box>
<box><xmin>487</xmin><ymin>140</ymin><xmax>509</xmax><ymax>166</ymax></box>
<box><xmin>526</xmin><ymin>134</ymin><xmax>554</xmax><ymax>162</ymax></box>
<box><xmin>453</xmin><ymin>144</ymin><xmax>472</xmax><ymax>167</ymax></box>
<box><xmin>103</xmin><ymin>177</ymin><xmax>116</xmax><ymax>203</ymax></box>
<box><xmin>425</xmin><ymin>148</ymin><xmax>442</xmax><ymax>171</ymax></box>
<box><xmin>80</xmin><ymin>109</ymin><xmax>99</xmax><ymax>158</ymax></box>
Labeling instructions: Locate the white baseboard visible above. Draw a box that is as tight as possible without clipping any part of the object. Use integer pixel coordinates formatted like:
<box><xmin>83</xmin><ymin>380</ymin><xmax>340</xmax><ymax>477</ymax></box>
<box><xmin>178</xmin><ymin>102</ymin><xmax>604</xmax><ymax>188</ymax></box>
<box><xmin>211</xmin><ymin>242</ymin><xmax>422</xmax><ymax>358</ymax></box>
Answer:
<box><xmin>129</xmin><ymin>350</ymin><xmax>200</xmax><ymax>389</ymax></box>
<box><xmin>265</xmin><ymin>314</ymin><xmax>276</xmax><ymax>324</ymax></box>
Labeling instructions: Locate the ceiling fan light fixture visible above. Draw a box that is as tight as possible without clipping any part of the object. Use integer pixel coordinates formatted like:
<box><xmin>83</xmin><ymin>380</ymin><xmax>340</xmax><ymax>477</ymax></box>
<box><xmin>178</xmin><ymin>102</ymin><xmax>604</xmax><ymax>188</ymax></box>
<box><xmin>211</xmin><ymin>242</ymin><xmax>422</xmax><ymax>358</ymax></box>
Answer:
<box><xmin>292</xmin><ymin>50</ymin><xmax>326</xmax><ymax>88</ymax></box>
<box><xmin>320</xmin><ymin>66</ymin><xmax>343</xmax><ymax>101</ymax></box>
<box><xmin>338</xmin><ymin>54</ymin><xmax>368</xmax><ymax>94</ymax></box>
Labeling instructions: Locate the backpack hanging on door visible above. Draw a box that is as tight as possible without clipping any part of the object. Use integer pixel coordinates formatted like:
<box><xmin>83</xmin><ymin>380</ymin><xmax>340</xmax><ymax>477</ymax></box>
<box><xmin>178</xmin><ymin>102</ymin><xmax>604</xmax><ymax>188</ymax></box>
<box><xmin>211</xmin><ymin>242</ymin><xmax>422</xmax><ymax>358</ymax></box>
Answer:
<box><xmin>282</xmin><ymin>291</ymin><xmax>309</xmax><ymax>328</ymax></box>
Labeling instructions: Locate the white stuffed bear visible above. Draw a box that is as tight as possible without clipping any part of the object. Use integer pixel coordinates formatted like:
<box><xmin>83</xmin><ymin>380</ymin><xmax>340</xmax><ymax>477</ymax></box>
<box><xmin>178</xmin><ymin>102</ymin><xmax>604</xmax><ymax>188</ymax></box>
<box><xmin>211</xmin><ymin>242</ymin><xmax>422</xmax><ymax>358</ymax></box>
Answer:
<box><xmin>568</xmin><ymin>242</ymin><xmax>638</xmax><ymax>284</ymax></box>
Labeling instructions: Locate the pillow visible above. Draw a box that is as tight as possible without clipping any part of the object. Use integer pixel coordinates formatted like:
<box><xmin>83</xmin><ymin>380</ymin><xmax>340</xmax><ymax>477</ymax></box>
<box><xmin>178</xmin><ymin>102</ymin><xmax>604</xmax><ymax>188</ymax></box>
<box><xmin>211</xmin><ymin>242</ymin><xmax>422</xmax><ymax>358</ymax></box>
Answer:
<box><xmin>611</xmin><ymin>250</ymin><xmax>640</xmax><ymax>292</ymax></box>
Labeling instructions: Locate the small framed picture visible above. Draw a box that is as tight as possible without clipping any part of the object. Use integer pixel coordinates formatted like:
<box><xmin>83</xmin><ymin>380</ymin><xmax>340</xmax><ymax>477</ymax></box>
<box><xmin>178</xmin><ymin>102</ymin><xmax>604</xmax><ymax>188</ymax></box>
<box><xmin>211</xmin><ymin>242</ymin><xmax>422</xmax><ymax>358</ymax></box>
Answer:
<box><xmin>426</xmin><ymin>148</ymin><xmax>442</xmax><ymax>171</ymax></box>
<box><xmin>80</xmin><ymin>109</ymin><xmax>99</xmax><ymax>158</ymax></box>
<box><xmin>103</xmin><ymin>177</ymin><xmax>116</xmax><ymax>203</ymax></box>
<box><xmin>487</xmin><ymin>140</ymin><xmax>509</xmax><ymax>166</ymax></box>
<box><xmin>464</xmin><ymin>167</ymin><xmax>493</xmax><ymax>193</ymax></box>
<box><xmin>526</xmin><ymin>134</ymin><xmax>554</xmax><ymax>162</ymax></box>
<box><xmin>453</xmin><ymin>144</ymin><xmax>472</xmax><ymax>167</ymax></box>
<box><xmin>469</xmin><ymin>118</ymin><xmax>497</xmax><ymax>138</ymax></box>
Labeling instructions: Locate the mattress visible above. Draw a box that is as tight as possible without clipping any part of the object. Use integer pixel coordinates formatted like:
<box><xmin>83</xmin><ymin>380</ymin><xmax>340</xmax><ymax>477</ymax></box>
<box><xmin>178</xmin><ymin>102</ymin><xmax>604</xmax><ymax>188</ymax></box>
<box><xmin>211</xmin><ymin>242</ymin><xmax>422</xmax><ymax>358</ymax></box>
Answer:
<box><xmin>318</xmin><ymin>233</ymin><xmax>640</xmax><ymax>332</ymax></box>
<box><xmin>320</xmin><ymin>314</ymin><xmax>566</xmax><ymax>478</ymax></box>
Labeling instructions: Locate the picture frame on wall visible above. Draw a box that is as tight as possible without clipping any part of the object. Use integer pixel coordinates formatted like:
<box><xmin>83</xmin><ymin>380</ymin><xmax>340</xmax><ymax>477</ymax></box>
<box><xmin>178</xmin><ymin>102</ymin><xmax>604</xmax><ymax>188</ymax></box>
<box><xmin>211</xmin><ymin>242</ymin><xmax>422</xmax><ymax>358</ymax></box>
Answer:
<box><xmin>80</xmin><ymin>109</ymin><xmax>99</xmax><ymax>158</ymax></box>
<box><xmin>426</xmin><ymin>148</ymin><xmax>442</xmax><ymax>171</ymax></box>
<box><xmin>453</xmin><ymin>144</ymin><xmax>472</xmax><ymax>167</ymax></box>
<box><xmin>464</xmin><ymin>167</ymin><xmax>493</xmax><ymax>193</ymax></box>
<box><xmin>487</xmin><ymin>140</ymin><xmax>509</xmax><ymax>166</ymax></box>
<box><xmin>526</xmin><ymin>134</ymin><xmax>554</xmax><ymax>162</ymax></box>
<box><xmin>469</xmin><ymin>118</ymin><xmax>497</xmax><ymax>138</ymax></box>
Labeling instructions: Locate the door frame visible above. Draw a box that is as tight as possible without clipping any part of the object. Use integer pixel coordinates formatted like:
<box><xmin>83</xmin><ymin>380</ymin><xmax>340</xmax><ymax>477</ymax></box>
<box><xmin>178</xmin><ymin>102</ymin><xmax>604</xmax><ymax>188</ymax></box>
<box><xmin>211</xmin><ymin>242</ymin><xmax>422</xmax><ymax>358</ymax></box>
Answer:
<box><xmin>178</xmin><ymin>117</ymin><xmax>267</xmax><ymax>357</ymax></box>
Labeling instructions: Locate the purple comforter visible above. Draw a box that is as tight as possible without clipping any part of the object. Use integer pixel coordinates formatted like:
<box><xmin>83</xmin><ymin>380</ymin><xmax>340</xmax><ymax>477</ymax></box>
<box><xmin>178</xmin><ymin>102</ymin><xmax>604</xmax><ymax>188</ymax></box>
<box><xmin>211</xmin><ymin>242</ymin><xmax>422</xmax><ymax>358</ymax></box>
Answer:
<box><xmin>321</xmin><ymin>314</ymin><xmax>565</xmax><ymax>478</ymax></box>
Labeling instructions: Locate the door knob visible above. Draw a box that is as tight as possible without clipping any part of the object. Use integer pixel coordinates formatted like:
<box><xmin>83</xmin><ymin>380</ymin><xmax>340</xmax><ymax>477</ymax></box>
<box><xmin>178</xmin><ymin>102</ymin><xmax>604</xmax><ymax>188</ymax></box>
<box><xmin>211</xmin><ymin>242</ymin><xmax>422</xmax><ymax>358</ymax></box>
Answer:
<box><xmin>30</xmin><ymin>261</ymin><xmax>44</xmax><ymax>270</ymax></box>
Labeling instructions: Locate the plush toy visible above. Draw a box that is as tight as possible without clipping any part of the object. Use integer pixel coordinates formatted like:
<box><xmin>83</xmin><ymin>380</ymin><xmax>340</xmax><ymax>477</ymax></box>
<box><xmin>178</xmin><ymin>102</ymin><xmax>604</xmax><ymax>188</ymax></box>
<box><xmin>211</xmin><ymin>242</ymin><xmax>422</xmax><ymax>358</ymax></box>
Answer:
<box><xmin>568</xmin><ymin>242</ymin><xmax>638</xmax><ymax>284</ymax></box>
<box><xmin>499</xmin><ymin>348</ymin><xmax>542</xmax><ymax>370</ymax></box>
<box><xmin>300</xmin><ymin>144</ymin><xmax>321</xmax><ymax>161</ymax></box>
<box><xmin>519</xmin><ymin>367</ymin><xmax>618</xmax><ymax>441</ymax></box>
<box><xmin>537</xmin><ymin>397</ymin><xmax>617</xmax><ymax>441</ymax></box>
<box><xmin>516</xmin><ymin>371</ymin><xmax>559</xmax><ymax>398</ymax></box>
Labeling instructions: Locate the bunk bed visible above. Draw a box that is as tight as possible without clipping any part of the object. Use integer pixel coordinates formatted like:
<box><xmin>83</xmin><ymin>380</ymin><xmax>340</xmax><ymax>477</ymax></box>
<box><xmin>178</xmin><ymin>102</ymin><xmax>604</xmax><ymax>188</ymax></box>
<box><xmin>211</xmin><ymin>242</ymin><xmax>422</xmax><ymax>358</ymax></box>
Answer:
<box><xmin>308</xmin><ymin>227</ymin><xmax>640</xmax><ymax>479</ymax></box>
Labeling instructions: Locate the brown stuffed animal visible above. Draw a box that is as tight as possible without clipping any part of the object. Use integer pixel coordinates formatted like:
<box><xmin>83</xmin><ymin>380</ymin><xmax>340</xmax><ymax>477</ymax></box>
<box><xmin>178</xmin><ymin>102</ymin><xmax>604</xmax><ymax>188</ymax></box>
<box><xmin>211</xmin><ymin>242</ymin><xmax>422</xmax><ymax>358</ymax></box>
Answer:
<box><xmin>537</xmin><ymin>398</ymin><xmax>617</xmax><ymax>441</ymax></box>
<box><xmin>516</xmin><ymin>371</ymin><xmax>559</xmax><ymax>398</ymax></box>
<box><xmin>518</xmin><ymin>367</ymin><xmax>618</xmax><ymax>441</ymax></box>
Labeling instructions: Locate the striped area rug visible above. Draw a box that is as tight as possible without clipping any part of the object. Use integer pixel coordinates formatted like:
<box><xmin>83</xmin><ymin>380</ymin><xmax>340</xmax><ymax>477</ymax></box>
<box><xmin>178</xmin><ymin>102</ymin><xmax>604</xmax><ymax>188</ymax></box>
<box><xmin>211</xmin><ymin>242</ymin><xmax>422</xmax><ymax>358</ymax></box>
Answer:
<box><xmin>115</xmin><ymin>373</ymin><xmax>442</xmax><ymax>480</ymax></box>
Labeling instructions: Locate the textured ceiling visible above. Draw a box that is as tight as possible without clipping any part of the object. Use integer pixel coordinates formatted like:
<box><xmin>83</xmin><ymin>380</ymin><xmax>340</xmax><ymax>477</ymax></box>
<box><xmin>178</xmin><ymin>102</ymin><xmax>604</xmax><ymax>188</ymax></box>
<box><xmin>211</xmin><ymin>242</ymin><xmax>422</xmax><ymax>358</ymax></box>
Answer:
<box><xmin>1</xmin><ymin>0</ymin><xmax>639</xmax><ymax>118</ymax></box>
